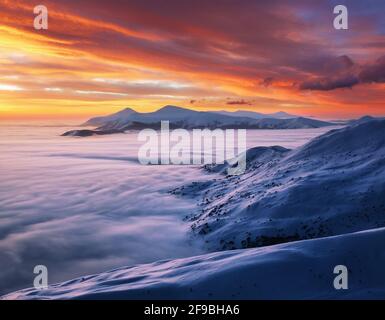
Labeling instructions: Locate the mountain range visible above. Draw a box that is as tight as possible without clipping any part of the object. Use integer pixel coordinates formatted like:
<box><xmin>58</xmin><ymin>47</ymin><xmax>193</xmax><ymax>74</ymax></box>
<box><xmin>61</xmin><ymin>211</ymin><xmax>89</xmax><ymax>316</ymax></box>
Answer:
<box><xmin>63</xmin><ymin>106</ymin><xmax>334</xmax><ymax>136</ymax></box>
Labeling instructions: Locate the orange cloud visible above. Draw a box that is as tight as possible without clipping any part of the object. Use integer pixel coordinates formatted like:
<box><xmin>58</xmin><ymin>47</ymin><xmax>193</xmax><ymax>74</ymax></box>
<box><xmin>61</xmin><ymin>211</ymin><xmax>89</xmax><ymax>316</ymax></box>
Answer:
<box><xmin>0</xmin><ymin>0</ymin><xmax>384</xmax><ymax>121</ymax></box>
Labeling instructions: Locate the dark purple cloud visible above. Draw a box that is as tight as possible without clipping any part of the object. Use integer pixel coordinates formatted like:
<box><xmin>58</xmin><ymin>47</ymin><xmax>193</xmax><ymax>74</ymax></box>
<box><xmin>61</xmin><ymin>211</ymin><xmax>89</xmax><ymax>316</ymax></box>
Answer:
<box><xmin>301</xmin><ymin>55</ymin><xmax>385</xmax><ymax>91</ymax></box>
<box><xmin>261</xmin><ymin>77</ymin><xmax>274</xmax><ymax>87</ymax></box>
<box><xmin>300</xmin><ymin>75</ymin><xmax>359</xmax><ymax>91</ymax></box>
<box><xmin>359</xmin><ymin>56</ymin><xmax>385</xmax><ymax>83</ymax></box>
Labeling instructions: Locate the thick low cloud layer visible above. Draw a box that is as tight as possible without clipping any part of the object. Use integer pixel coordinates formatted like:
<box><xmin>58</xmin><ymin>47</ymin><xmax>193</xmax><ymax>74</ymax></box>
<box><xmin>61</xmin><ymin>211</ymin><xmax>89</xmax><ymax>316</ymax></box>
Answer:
<box><xmin>0</xmin><ymin>126</ymin><xmax>209</xmax><ymax>294</ymax></box>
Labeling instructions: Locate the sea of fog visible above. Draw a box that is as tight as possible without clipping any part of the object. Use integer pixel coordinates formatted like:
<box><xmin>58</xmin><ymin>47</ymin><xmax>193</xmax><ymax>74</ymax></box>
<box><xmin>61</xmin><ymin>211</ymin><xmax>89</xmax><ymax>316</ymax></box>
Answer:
<box><xmin>0</xmin><ymin>124</ymin><xmax>339</xmax><ymax>295</ymax></box>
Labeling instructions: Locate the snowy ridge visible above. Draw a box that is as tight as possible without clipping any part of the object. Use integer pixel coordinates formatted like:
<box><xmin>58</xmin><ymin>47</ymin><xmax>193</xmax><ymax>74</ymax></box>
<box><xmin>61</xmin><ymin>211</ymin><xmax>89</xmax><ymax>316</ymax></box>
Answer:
<box><xmin>83</xmin><ymin>107</ymin><xmax>138</xmax><ymax>127</ymax></box>
<box><xmin>3</xmin><ymin>228</ymin><xmax>385</xmax><ymax>300</ymax></box>
<box><xmin>202</xmin><ymin>146</ymin><xmax>291</xmax><ymax>175</ymax></box>
<box><xmin>172</xmin><ymin>119</ymin><xmax>385</xmax><ymax>251</ymax></box>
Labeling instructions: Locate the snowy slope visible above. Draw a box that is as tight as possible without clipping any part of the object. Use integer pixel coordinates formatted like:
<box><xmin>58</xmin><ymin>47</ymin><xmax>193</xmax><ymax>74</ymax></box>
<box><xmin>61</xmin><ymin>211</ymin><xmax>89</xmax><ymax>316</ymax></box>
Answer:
<box><xmin>83</xmin><ymin>107</ymin><xmax>138</xmax><ymax>127</ymax></box>
<box><xmin>3</xmin><ymin>227</ymin><xmax>385</xmax><ymax>300</ymax></box>
<box><xmin>171</xmin><ymin>119</ymin><xmax>385</xmax><ymax>251</ymax></box>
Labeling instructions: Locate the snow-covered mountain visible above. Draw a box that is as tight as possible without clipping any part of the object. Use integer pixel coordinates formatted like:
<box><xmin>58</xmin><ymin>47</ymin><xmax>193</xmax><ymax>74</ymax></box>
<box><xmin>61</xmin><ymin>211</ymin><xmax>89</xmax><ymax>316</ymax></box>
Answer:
<box><xmin>4</xmin><ymin>227</ymin><xmax>385</xmax><ymax>299</ymax></box>
<box><xmin>95</xmin><ymin>105</ymin><xmax>262</xmax><ymax>130</ymax></box>
<box><xmin>214</xmin><ymin>110</ymin><xmax>298</xmax><ymax>119</ymax></box>
<box><xmin>171</xmin><ymin>119</ymin><xmax>385</xmax><ymax>251</ymax></box>
<box><xmin>349</xmin><ymin>115</ymin><xmax>384</xmax><ymax>126</ymax></box>
<box><xmin>92</xmin><ymin>105</ymin><xmax>332</xmax><ymax>130</ymax></box>
<box><xmin>63</xmin><ymin>106</ymin><xmax>333</xmax><ymax>136</ymax></box>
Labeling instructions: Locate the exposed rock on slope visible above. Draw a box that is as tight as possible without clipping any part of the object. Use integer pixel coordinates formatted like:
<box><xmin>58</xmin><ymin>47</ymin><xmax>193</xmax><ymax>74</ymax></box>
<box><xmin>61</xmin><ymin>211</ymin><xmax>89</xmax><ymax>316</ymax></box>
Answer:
<box><xmin>172</xmin><ymin>119</ymin><xmax>385</xmax><ymax>251</ymax></box>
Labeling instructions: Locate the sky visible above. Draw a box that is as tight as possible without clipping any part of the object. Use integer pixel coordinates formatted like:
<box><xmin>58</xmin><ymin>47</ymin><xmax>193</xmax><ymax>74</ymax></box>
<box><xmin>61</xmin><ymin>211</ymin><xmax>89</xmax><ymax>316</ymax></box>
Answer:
<box><xmin>0</xmin><ymin>0</ymin><xmax>384</xmax><ymax>120</ymax></box>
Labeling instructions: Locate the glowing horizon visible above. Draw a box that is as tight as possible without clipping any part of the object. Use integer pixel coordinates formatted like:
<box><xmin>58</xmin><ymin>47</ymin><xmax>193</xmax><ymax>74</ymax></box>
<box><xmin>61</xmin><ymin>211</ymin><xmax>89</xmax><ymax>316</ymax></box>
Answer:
<box><xmin>0</xmin><ymin>0</ymin><xmax>384</xmax><ymax>121</ymax></box>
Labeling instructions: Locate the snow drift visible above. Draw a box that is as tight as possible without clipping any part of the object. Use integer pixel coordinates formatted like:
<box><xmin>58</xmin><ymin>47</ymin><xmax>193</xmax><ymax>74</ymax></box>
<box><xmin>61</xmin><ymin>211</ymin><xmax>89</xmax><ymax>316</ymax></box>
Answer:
<box><xmin>3</xmin><ymin>227</ymin><xmax>385</xmax><ymax>300</ymax></box>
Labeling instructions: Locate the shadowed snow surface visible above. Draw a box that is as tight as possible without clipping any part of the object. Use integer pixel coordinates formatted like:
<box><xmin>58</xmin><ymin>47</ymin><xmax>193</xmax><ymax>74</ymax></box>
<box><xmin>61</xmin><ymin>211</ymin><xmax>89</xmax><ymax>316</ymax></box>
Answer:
<box><xmin>3</xmin><ymin>228</ymin><xmax>385</xmax><ymax>300</ymax></box>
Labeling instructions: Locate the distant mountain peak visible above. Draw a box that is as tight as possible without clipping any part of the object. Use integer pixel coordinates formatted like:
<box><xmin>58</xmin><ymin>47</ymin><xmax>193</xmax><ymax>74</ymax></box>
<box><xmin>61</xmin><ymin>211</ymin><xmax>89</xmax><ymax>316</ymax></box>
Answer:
<box><xmin>158</xmin><ymin>105</ymin><xmax>188</xmax><ymax>112</ymax></box>
<box><xmin>359</xmin><ymin>115</ymin><xmax>375</xmax><ymax>121</ymax></box>
<box><xmin>115</xmin><ymin>107</ymin><xmax>137</xmax><ymax>114</ymax></box>
<box><xmin>273</xmin><ymin>111</ymin><xmax>292</xmax><ymax>116</ymax></box>
<box><xmin>349</xmin><ymin>115</ymin><xmax>381</xmax><ymax>126</ymax></box>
